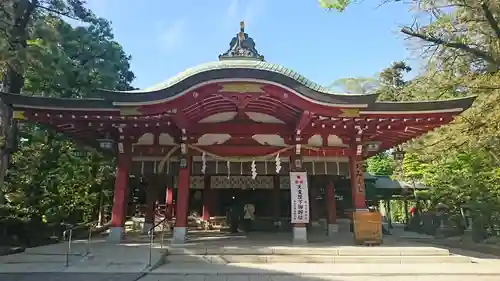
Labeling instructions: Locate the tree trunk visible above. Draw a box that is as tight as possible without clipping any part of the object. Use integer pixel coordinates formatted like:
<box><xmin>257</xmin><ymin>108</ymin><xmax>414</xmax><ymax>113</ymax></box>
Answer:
<box><xmin>0</xmin><ymin>0</ymin><xmax>37</xmax><ymax>203</ymax></box>
<box><xmin>97</xmin><ymin>186</ymin><xmax>105</xmax><ymax>227</ymax></box>
<box><xmin>404</xmin><ymin>200</ymin><xmax>409</xmax><ymax>223</ymax></box>
<box><xmin>0</xmin><ymin>65</ymin><xmax>23</xmax><ymax>205</ymax></box>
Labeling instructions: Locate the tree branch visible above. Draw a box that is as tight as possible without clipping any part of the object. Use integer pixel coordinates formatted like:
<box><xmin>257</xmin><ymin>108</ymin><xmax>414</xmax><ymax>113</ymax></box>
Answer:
<box><xmin>35</xmin><ymin>4</ymin><xmax>79</xmax><ymax>21</ymax></box>
<box><xmin>401</xmin><ymin>27</ymin><xmax>500</xmax><ymax>66</ymax></box>
<box><xmin>480</xmin><ymin>1</ymin><xmax>500</xmax><ymax>40</ymax></box>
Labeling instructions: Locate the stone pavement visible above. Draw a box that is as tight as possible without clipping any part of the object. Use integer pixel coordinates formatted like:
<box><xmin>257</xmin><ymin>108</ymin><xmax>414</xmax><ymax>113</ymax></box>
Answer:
<box><xmin>0</xmin><ymin>273</ymin><xmax>499</xmax><ymax>281</ymax></box>
<box><xmin>0</xmin><ymin>273</ymin><xmax>145</xmax><ymax>281</ymax></box>
<box><xmin>0</xmin><ymin>238</ymin><xmax>165</xmax><ymax>273</ymax></box>
<box><xmin>138</xmin><ymin>274</ymin><xmax>500</xmax><ymax>281</ymax></box>
<box><xmin>1</xmin><ymin>230</ymin><xmax>500</xmax><ymax>280</ymax></box>
<box><xmin>150</xmin><ymin>262</ymin><xmax>500</xmax><ymax>275</ymax></box>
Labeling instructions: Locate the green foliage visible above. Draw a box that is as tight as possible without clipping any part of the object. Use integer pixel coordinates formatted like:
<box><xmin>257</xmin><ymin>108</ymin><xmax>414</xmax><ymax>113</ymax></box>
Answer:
<box><xmin>330</xmin><ymin>77</ymin><xmax>380</xmax><ymax>94</ymax></box>
<box><xmin>24</xmin><ymin>17</ymin><xmax>136</xmax><ymax>96</ymax></box>
<box><xmin>323</xmin><ymin>0</ymin><xmax>500</xmax><ymax>238</ymax></box>
<box><xmin>0</xmin><ymin>1</ymin><xmax>135</xmax><ymax>242</ymax></box>
<box><xmin>318</xmin><ymin>0</ymin><xmax>352</xmax><ymax>11</ymax></box>
<box><xmin>389</xmin><ymin>200</ymin><xmax>406</xmax><ymax>223</ymax></box>
<box><xmin>366</xmin><ymin>153</ymin><xmax>395</xmax><ymax>176</ymax></box>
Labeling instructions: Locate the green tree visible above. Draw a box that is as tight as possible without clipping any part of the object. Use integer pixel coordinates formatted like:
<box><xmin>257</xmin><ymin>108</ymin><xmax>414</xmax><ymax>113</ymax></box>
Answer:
<box><xmin>366</xmin><ymin>153</ymin><xmax>395</xmax><ymax>176</ymax></box>
<box><xmin>1</xmin><ymin>2</ymin><xmax>135</xmax><ymax>231</ymax></box>
<box><xmin>321</xmin><ymin>0</ymin><xmax>500</xmax><ymax>237</ymax></box>
<box><xmin>0</xmin><ymin>0</ymin><xmax>99</xmax><ymax>204</ymax></box>
<box><xmin>334</xmin><ymin>61</ymin><xmax>413</xmax><ymax>101</ymax></box>
<box><xmin>330</xmin><ymin>77</ymin><xmax>380</xmax><ymax>94</ymax></box>
<box><xmin>5</xmin><ymin>19</ymin><xmax>134</xmax><ymax>224</ymax></box>
<box><xmin>318</xmin><ymin>0</ymin><xmax>352</xmax><ymax>11</ymax></box>
<box><xmin>376</xmin><ymin>61</ymin><xmax>413</xmax><ymax>101</ymax></box>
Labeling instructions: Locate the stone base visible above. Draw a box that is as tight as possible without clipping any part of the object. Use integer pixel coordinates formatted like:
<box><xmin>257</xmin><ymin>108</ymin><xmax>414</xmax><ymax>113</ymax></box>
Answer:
<box><xmin>293</xmin><ymin>226</ymin><xmax>307</xmax><ymax>244</ymax></box>
<box><xmin>108</xmin><ymin>226</ymin><xmax>125</xmax><ymax>242</ymax></box>
<box><xmin>172</xmin><ymin>227</ymin><xmax>187</xmax><ymax>244</ymax></box>
<box><xmin>309</xmin><ymin>220</ymin><xmax>322</xmax><ymax>232</ymax></box>
<box><xmin>336</xmin><ymin>218</ymin><xmax>351</xmax><ymax>233</ymax></box>
<box><xmin>327</xmin><ymin>223</ymin><xmax>339</xmax><ymax>236</ymax></box>
<box><xmin>461</xmin><ymin>229</ymin><xmax>474</xmax><ymax>242</ymax></box>
<box><xmin>435</xmin><ymin>225</ymin><xmax>455</xmax><ymax>238</ymax></box>
<box><xmin>142</xmin><ymin>222</ymin><xmax>153</xmax><ymax>234</ymax></box>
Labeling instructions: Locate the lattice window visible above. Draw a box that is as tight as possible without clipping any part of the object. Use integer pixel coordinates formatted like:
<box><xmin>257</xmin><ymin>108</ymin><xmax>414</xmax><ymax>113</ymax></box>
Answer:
<box><xmin>189</xmin><ymin>176</ymin><xmax>205</xmax><ymax>189</ymax></box>
<box><xmin>280</xmin><ymin>176</ymin><xmax>290</xmax><ymax>189</ymax></box>
<box><xmin>211</xmin><ymin>176</ymin><xmax>273</xmax><ymax>189</ymax></box>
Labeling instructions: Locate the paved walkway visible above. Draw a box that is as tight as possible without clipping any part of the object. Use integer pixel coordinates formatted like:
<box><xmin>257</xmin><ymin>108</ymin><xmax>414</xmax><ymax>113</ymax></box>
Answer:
<box><xmin>151</xmin><ymin>262</ymin><xmax>500</xmax><ymax>275</ymax></box>
<box><xmin>1</xmin><ymin>229</ymin><xmax>500</xmax><ymax>280</ymax></box>
<box><xmin>0</xmin><ymin>273</ymin><xmax>145</xmax><ymax>281</ymax></box>
<box><xmin>0</xmin><ymin>238</ymin><xmax>164</xmax><ymax>273</ymax></box>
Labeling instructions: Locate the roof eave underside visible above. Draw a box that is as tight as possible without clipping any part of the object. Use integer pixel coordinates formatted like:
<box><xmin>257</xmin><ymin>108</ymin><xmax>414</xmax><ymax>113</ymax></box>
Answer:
<box><xmin>1</xmin><ymin>92</ymin><xmax>114</xmax><ymax>109</ymax></box>
<box><xmin>2</xmin><ymin>92</ymin><xmax>476</xmax><ymax>116</ymax></box>
<box><xmin>364</xmin><ymin>96</ymin><xmax>476</xmax><ymax>113</ymax></box>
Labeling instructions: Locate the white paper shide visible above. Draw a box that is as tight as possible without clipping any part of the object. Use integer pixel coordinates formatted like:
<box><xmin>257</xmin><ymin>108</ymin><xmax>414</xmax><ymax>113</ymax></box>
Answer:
<box><xmin>290</xmin><ymin>172</ymin><xmax>310</xmax><ymax>223</ymax></box>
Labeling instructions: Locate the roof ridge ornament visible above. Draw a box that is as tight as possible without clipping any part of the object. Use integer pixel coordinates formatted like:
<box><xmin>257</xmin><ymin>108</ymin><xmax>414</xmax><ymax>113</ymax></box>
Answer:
<box><xmin>219</xmin><ymin>21</ymin><xmax>265</xmax><ymax>61</ymax></box>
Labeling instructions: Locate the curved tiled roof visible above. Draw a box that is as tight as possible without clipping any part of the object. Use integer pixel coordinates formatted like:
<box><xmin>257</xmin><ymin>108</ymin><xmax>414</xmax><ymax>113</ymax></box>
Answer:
<box><xmin>139</xmin><ymin>60</ymin><xmax>348</xmax><ymax>95</ymax></box>
<box><xmin>96</xmin><ymin>59</ymin><xmax>378</xmax><ymax>105</ymax></box>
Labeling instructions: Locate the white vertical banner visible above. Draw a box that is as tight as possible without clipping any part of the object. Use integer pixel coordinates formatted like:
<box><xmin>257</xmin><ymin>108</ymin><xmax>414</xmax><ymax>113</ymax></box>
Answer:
<box><xmin>290</xmin><ymin>172</ymin><xmax>310</xmax><ymax>224</ymax></box>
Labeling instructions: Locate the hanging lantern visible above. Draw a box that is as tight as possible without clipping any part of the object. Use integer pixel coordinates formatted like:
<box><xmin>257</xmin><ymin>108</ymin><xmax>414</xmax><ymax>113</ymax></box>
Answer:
<box><xmin>251</xmin><ymin>160</ymin><xmax>257</xmax><ymax>179</ymax></box>
<box><xmin>392</xmin><ymin>147</ymin><xmax>405</xmax><ymax>161</ymax></box>
<box><xmin>201</xmin><ymin>152</ymin><xmax>207</xmax><ymax>174</ymax></box>
<box><xmin>365</xmin><ymin>142</ymin><xmax>380</xmax><ymax>152</ymax></box>
<box><xmin>275</xmin><ymin>153</ymin><xmax>282</xmax><ymax>173</ymax></box>
<box><xmin>97</xmin><ymin>133</ymin><xmax>115</xmax><ymax>150</ymax></box>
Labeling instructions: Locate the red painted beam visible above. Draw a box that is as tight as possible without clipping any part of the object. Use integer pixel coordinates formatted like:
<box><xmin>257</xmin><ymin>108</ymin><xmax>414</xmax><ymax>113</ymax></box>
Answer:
<box><xmin>191</xmin><ymin>122</ymin><xmax>294</xmax><ymax>135</ymax></box>
<box><xmin>131</xmin><ymin>144</ymin><xmax>352</xmax><ymax>157</ymax></box>
<box><xmin>170</xmin><ymin>112</ymin><xmax>192</xmax><ymax>133</ymax></box>
<box><xmin>295</xmin><ymin>111</ymin><xmax>313</xmax><ymax>135</ymax></box>
<box><xmin>137</xmin><ymin>84</ymin><xmax>222</xmax><ymax>115</ymax></box>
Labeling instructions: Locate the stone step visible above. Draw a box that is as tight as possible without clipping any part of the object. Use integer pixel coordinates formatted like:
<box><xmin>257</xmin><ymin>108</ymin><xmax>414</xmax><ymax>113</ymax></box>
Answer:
<box><xmin>166</xmin><ymin>246</ymin><xmax>451</xmax><ymax>256</ymax></box>
<box><xmin>152</xmin><ymin>263</ymin><xmax>500</xmax><ymax>275</ymax></box>
<box><xmin>165</xmin><ymin>254</ymin><xmax>471</xmax><ymax>264</ymax></box>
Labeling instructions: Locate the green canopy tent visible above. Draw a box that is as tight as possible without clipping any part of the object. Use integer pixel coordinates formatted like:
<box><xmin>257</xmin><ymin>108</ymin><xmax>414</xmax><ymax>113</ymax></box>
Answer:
<box><xmin>365</xmin><ymin>175</ymin><xmax>431</xmax><ymax>200</ymax></box>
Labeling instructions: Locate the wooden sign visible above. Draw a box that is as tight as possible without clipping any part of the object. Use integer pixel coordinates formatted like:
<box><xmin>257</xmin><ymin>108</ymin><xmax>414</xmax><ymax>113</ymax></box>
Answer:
<box><xmin>353</xmin><ymin>211</ymin><xmax>382</xmax><ymax>245</ymax></box>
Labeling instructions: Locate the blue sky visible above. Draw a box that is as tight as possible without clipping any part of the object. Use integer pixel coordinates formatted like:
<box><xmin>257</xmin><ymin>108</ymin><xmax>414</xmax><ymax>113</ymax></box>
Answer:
<box><xmin>85</xmin><ymin>0</ymin><xmax>415</xmax><ymax>89</ymax></box>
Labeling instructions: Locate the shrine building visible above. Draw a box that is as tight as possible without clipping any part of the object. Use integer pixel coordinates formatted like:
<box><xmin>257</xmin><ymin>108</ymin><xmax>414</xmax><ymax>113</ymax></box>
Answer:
<box><xmin>1</xmin><ymin>22</ymin><xmax>475</xmax><ymax>243</ymax></box>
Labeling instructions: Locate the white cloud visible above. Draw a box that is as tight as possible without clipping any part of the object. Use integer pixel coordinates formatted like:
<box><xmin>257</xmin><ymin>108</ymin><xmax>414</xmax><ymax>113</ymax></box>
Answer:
<box><xmin>226</xmin><ymin>0</ymin><xmax>240</xmax><ymax>20</ymax></box>
<box><xmin>157</xmin><ymin>19</ymin><xmax>187</xmax><ymax>53</ymax></box>
<box><xmin>84</xmin><ymin>0</ymin><xmax>111</xmax><ymax>16</ymax></box>
<box><xmin>224</xmin><ymin>0</ymin><xmax>264</xmax><ymax>28</ymax></box>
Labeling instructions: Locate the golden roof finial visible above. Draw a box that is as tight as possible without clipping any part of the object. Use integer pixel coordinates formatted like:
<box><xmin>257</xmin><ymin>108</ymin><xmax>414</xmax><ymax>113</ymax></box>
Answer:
<box><xmin>238</xmin><ymin>21</ymin><xmax>245</xmax><ymax>41</ymax></box>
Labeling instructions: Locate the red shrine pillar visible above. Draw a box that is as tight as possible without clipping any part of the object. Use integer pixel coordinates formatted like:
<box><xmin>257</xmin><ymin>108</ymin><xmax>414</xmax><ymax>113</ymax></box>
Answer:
<box><xmin>326</xmin><ymin>181</ymin><xmax>339</xmax><ymax>235</ymax></box>
<box><xmin>202</xmin><ymin>175</ymin><xmax>211</xmax><ymax>222</ymax></box>
<box><xmin>173</xmin><ymin>144</ymin><xmax>191</xmax><ymax>244</ymax></box>
<box><xmin>290</xmin><ymin>147</ymin><xmax>308</xmax><ymax>244</ymax></box>
<box><xmin>109</xmin><ymin>143</ymin><xmax>131</xmax><ymax>242</ymax></box>
<box><xmin>142</xmin><ymin>178</ymin><xmax>157</xmax><ymax>234</ymax></box>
